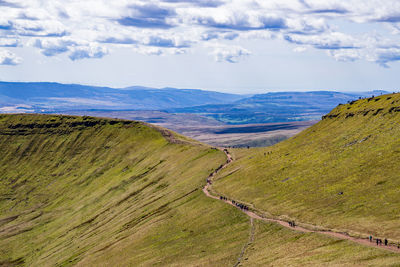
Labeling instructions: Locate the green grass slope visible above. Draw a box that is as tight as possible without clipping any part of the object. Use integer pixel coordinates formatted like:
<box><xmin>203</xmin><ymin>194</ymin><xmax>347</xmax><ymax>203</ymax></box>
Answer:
<box><xmin>0</xmin><ymin>114</ymin><xmax>250</xmax><ymax>266</ymax></box>
<box><xmin>213</xmin><ymin>93</ymin><xmax>400</xmax><ymax>241</ymax></box>
<box><xmin>242</xmin><ymin>220</ymin><xmax>400</xmax><ymax>266</ymax></box>
<box><xmin>2</xmin><ymin>113</ymin><xmax>400</xmax><ymax>266</ymax></box>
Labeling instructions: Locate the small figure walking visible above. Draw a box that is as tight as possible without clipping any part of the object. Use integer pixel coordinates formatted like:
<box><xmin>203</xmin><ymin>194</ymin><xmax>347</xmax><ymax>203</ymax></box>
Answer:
<box><xmin>369</xmin><ymin>235</ymin><xmax>372</xmax><ymax>242</ymax></box>
<box><xmin>376</xmin><ymin>239</ymin><xmax>379</xmax><ymax>246</ymax></box>
<box><xmin>385</xmin><ymin>238</ymin><xmax>388</xmax><ymax>246</ymax></box>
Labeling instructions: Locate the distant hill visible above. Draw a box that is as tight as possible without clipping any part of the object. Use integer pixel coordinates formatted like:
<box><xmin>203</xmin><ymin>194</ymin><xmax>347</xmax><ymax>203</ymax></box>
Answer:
<box><xmin>0</xmin><ymin>81</ymin><xmax>389</xmax><ymax>124</ymax></box>
<box><xmin>0</xmin><ymin>81</ymin><xmax>245</xmax><ymax>112</ymax></box>
<box><xmin>167</xmin><ymin>91</ymin><xmax>389</xmax><ymax>124</ymax></box>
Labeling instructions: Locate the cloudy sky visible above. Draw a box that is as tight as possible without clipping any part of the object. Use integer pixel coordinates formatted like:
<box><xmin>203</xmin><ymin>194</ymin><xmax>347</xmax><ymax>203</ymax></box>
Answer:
<box><xmin>0</xmin><ymin>0</ymin><xmax>400</xmax><ymax>93</ymax></box>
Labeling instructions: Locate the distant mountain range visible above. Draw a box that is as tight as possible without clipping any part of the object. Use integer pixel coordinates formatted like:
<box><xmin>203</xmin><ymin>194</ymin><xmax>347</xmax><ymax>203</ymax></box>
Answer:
<box><xmin>166</xmin><ymin>90</ymin><xmax>388</xmax><ymax>124</ymax></box>
<box><xmin>0</xmin><ymin>82</ymin><xmax>245</xmax><ymax>112</ymax></box>
<box><xmin>0</xmin><ymin>81</ymin><xmax>388</xmax><ymax>124</ymax></box>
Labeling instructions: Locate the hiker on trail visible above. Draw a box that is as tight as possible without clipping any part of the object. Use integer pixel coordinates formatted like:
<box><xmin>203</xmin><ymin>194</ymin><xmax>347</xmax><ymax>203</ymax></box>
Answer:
<box><xmin>289</xmin><ymin>221</ymin><xmax>292</xmax><ymax>227</ymax></box>
<box><xmin>398</xmin><ymin>243</ymin><xmax>400</xmax><ymax>249</ymax></box>
<box><xmin>292</xmin><ymin>221</ymin><xmax>296</xmax><ymax>227</ymax></box>
<box><xmin>385</xmin><ymin>239</ymin><xmax>388</xmax><ymax>246</ymax></box>
<box><xmin>369</xmin><ymin>235</ymin><xmax>372</xmax><ymax>242</ymax></box>
<box><xmin>376</xmin><ymin>239</ymin><xmax>379</xmax><ymax>245</ymax></box>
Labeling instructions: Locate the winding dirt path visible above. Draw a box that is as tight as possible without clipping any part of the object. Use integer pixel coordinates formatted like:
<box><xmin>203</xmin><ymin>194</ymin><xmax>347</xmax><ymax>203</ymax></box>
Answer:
<box><xmin>203</xmin><ymin>148</ymin><xmax>400</xmax><ymax>255</ymax></box>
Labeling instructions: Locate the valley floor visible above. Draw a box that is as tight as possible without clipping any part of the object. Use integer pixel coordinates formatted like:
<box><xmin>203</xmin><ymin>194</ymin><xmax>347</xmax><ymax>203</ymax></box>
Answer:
<box><xmin>54</xmin><ymin>110</ymin><xmax>316</xmax><ymax>147</ymax></box>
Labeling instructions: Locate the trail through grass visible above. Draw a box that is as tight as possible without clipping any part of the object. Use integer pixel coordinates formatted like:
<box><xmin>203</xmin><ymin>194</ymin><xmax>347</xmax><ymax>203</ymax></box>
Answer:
<box><xmin>213</xmin><ymin>93</ymin><xmax>400</xmax><ymax>242</ymax></box>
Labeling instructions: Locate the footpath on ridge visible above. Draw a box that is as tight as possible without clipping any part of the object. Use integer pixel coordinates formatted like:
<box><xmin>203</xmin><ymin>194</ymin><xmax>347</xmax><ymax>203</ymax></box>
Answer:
<box><xmin>202</xmin><ymin>148</ymin><xmax>400</xmax><ymax>256</ymax></box>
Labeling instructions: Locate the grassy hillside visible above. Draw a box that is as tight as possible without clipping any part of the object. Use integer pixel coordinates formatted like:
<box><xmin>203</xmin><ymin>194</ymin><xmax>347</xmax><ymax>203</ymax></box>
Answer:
<box><xmin>1</xmin><ymin>113</ymin><xmax>400</xmax><ymax>266</ymax></box>
<box><xmin>0</xmin><ymin>114</ymin><xmax>250</xmax><ymax>266</ymax></box>
<box><xmin>242</xmin><ymin>220</ymin><xmax>400</xmax><ymax>266</ymax></box>
<box><xmin>213</xmin><ymin>93</ymin><xmax>400</xmax><ymax>241</ymax></box>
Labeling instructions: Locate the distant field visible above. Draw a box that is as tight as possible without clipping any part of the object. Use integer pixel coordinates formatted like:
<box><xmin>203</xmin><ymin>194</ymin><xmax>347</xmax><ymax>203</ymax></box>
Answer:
<box><xmin>56</xmin><ymin>110</ymin><xmax>316</xmax><ymax>147</ymax></box>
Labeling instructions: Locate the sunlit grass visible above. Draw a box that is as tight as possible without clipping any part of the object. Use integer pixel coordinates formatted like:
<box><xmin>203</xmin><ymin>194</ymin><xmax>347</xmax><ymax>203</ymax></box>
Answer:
<box><xmin>213</xmin><ymin>93</ymin><xmax>400</xmax><ymax>241</ymax></box>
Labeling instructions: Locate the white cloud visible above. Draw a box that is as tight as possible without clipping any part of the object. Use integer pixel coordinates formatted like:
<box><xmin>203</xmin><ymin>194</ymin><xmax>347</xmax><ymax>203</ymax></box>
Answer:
<box><xmin>0</xmin><ymin>38</ymin><xmax>19</xmax><ymax>47</ymax></box>
<box><xmin>328</xmin><ymin>49</ymin><xmax>361</xmax><ymax>62</ymax></box>
<box><xmin>32</xmin><ymin>38</ymin><xmax>75</xmax><ymax>56</ymax></box>
<box><xmin>69</xmin><ymin>43</ymin><xmax>108</xmax><ymax>60</ymax></box>
<box><xmin>1</xmin><ymin>0</ymin><xmax>400</xmax><ymax>66</ymax></box>
<box><xmin>0</xmin><ymin>49</ymin><xmax>22</xmax><ymax>65</ymax></box>
<box><xmin>211</xmin><ymin>44</ymin><xmax>250</xmax><ymax>63</ymax></box>
<box><xmin>284</xmin><ymin>32</ymin><xmax>359</xmax><ymax>50</ymax></box>
<box><xmin>133</xmin><ymin>46</ymin><xmax>164</xmax><ymax>56</ymax></box>
<box><xmin>133</xmin><ymin>45</ymin><xmax>186</xmax><ymax>56</ymax></box>
<box><xmin>293</xmin><ymin>46</ymin><xmax>307</xmax><ymax>53</ymax></box>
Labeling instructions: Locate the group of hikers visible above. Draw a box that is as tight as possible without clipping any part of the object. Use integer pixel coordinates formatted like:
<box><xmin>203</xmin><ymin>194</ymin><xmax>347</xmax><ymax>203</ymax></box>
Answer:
<box><xmin>231</xmin><ymin>199</ymin><xmax>249</xmax><ymax>211</ymax></box>
<box><xmin>211</xmin><ymin>182</ymin><xmax>400</xmax><ymax>250</ymax></box>
<box><xmin>206</xmin><ymin>148</ymin><xmax>400</xmax><ymax>251</ymax></box>
<box><xmin>218</xmin><ymin>196</ymin><xmax>249</xmax><ymax>211</ymax></box>
<box><xmin>369</xmin><ymin>236</ymin><xmax>398</xmax><ymax>247</ymax></box>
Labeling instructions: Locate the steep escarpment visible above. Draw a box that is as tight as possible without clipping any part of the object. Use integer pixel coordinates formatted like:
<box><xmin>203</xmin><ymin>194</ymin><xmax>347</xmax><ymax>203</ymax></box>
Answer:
<box><xmin>0</xmin><ymin>114</ymin><xmax>249</xmax><ymax>266</ymax></box>
<box><xmin>213</xmin><ymin>93</ymin><xmax>400</xmax><ymax>240</ymax></box>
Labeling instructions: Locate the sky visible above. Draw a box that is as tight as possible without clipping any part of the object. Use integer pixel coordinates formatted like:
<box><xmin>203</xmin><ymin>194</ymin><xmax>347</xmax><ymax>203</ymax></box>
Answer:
<box><xmin>0</xmin><ymin>0</ymin><xmax>400</xmax><ymax>94</ymax></box>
